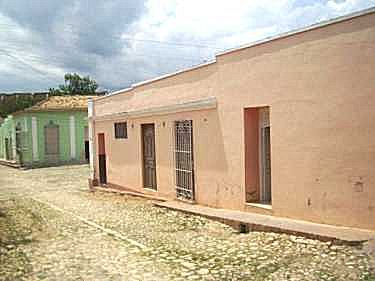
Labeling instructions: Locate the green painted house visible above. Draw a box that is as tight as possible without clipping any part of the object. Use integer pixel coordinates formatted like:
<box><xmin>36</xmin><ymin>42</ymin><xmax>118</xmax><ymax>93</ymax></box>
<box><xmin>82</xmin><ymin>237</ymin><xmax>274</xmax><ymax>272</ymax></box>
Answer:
<box><xmin>0</xmin><ymin>96</ymin><xmax>91</xmax><ymax>168</ymax></box>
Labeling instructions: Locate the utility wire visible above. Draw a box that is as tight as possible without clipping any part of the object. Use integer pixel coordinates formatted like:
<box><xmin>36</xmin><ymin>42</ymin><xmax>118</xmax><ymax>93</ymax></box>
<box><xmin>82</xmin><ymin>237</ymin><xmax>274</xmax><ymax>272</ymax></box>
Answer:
<box><xmin>0</xmin><ymin>23</ymin><xmax>222</xmax><ymax>50</ymax></box>
<box><xmin>0</xmin><ymin>50</ymin><xmax>58</xmax><ymax>82</ymax></box>
<box><xmin>121</xmin><ymin>37</ymin><xmax>221</xmax><ymax>49</ymax></box>
<box><xmin>0</xmin><ymin>49</ymin><xmax>201</xmax><ymax>90</ymax></box>
<box><xmin>0</xmin><ymin>46</ymin><xmax>207</xmax><ymax>64</ymax></box>
<box><xmin>0</xmin><ymin>25</ymin><xmax>219</xmax><ymax>90</ymax></box>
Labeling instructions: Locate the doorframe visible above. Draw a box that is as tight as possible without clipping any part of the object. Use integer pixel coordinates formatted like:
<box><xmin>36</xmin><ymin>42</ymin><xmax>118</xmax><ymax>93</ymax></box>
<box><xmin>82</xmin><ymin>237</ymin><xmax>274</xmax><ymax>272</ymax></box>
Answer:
<box><xmin>258</xmin><ymin>107</ymin><xmax>271</xmax><ymax>204</ymax></box>
<box><xmin>141</xmin><ymin>123</ymin><xmax>157</xmax><ymax>191</ymax></box>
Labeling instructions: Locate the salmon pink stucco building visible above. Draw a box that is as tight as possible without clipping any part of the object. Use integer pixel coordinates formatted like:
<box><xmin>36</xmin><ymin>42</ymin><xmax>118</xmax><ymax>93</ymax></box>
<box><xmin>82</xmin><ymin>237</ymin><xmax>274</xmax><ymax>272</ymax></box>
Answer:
<box><xmin>89</xmin><ymin>8</ymin><xmax>375</xmax><ymax>231</ymax></box>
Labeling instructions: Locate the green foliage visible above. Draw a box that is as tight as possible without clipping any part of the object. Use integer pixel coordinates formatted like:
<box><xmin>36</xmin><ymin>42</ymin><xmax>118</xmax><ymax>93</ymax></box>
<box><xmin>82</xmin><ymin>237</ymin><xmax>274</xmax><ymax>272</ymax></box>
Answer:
<box><xmin>0</xmin><ymin>73</ymin><xmax>99</xmax><ymax>118</ymax></box>
<box><xmin>0</xmin><ymin>94</ymin><xmax>46</xmax><ymax>118</ymax></box>
<box><xmin>49</xmin><ymin>73</ymin><xmax>98</xmax><ymax>96</ymax></box>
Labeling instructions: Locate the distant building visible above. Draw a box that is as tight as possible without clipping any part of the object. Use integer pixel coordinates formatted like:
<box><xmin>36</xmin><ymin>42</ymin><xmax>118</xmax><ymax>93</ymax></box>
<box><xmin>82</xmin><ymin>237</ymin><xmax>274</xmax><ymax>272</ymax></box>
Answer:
<box><xmin>89</xmin><ymin>8</ymin><xmax>375</xmax><ymax>231</ymax></box>
<box><xmin>0</xmin><ymin>96</ymin><xmax>92</xmax><ymax>168</ymax></box>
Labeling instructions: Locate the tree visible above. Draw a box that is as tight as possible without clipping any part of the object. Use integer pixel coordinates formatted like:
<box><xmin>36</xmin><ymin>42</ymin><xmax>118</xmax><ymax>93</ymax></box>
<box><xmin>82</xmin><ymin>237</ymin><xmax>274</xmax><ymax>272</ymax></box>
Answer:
<box><xmin>0</xmin><ymin>93</ymin><xmax>46</xmax><ymax>118</ymax></box>
<box><xmin>49</xmin><ymin>73</ymin><xmax>98</xmax><ymax>96</ymax></box>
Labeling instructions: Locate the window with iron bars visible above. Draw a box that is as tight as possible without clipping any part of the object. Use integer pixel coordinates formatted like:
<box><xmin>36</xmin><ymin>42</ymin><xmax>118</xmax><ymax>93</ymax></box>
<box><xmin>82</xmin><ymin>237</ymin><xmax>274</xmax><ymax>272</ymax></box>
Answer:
<box><xmin>174</xmin><ymin>120</ymin><xmax>194</xmax><ymax>201</ymax></box>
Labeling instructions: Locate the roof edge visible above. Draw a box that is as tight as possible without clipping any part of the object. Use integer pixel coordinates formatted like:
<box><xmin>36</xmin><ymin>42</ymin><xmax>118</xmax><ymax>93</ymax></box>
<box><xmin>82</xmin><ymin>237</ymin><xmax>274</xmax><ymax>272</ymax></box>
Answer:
<box><xmin>12</xmin><ymin>95</ymin><xmax>91</xmax><ymax>115</ymax></box>
<box><xmin>95</xmin><ymin>59</ymin><xmax>216</xmax><ymax>101</ymax></box>
<box><xmin>93</xmin><ymin>96</ymin><xmax>217</xmax><ymax>121</ymax></box>
<box><xmin>13</xmin><ymin>108</ymin><xmax>87</xmax><ymax>115</ymax></box>
<box><xmin>95</xmin><ymin>6</ymin><xmax>375</xmax><ymax>102</ymax></box>
<box><xmin>217</xmin><ymin>6</ymin><xmax>375</xmax><ymax>57</ymax></box>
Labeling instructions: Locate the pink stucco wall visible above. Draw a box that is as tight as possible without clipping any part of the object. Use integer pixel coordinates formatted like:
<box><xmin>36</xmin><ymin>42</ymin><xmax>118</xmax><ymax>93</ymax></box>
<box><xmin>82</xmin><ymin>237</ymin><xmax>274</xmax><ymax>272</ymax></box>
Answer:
<box><xmin>91</xmin><ymin>11</ymin><xmax>375</xmax><ymax>230</ymax></box>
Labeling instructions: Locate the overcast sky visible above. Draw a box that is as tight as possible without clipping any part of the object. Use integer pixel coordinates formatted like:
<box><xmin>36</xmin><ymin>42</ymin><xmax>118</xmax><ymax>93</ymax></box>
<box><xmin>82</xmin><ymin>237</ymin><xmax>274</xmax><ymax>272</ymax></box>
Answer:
<box><xmin>0</xmin><ymin>0</ymin><xmax>374</xmax><ymax>93</ymax></box>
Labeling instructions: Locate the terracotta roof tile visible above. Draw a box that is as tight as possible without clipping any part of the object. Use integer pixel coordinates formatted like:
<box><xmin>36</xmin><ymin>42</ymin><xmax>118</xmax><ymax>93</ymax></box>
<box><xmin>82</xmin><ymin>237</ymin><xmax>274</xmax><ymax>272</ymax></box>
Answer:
<box><xmin>24</xmin><ymin>95</ymin><xmax>92</xmax><ymax>112</ymax></box>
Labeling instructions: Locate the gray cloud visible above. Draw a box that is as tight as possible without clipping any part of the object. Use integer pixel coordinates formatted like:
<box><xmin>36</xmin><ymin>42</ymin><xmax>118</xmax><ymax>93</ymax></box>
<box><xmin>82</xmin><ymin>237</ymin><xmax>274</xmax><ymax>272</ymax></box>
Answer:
<box><xmin>0</xmin><ymin>0</ymin><xmax>374</xmax><ymax>92</ymax></box>
<box><xmin>0</xmin><ymin>0</ymin><xmax>67</xmax><ymax>32</ymax></box>
<box><xmin>0</xmin><ymin>0</ymin><xmax>145</xmax><ymax>56</ymax></box>
<box><xmin>65</xmin><ymin>1</ymin><xmax>144</xmax><ymax>57</ymax></box>
<box><xmin>0</xmin><ymin>0</ymin><xmax>146</xmax><ymax>91</ymax></box>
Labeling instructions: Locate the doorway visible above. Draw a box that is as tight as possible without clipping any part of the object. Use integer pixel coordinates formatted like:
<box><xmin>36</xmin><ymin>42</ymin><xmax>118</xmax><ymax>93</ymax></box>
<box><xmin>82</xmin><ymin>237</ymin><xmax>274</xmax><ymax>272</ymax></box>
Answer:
<box><xmin>5</xmin><ymin>138</ymin><xmax>11</xmax><ymax>160</ymax></box>
<box><xmin>85</xmin><ymin>141</ymin><xmax>90</xmax><ymax>163</ymax></box>
<box><xmin>244</xmin><ymin>107</ymin><xmax>271</xmax><ymax>204</ymax></box>
<box><xmin>98</xmin><ymin>133</ymin><xmax>107</xmax><ymax>184</ymax></box>
<box><xmin>15</xmin><ymin>123</ymin><xmax>23</xmax><ymax>165</ymax></box>
<box><xmin>44</xmin><ymin>122</ymin><xmax>59</xmax><ymax>162</ymax></box>
<box><xmin>84</xmin><ymin>126</ymin><xmax>89</xmax><ymax>163</ymax></box>
<box><xmin>141</xmin><ymin>124</ymin><xmax>157</xmax><ymax>190</ymax></box>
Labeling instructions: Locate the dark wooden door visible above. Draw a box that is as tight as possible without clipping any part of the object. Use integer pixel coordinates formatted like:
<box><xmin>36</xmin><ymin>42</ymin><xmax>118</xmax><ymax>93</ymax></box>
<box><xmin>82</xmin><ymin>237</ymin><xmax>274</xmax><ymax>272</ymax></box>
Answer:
<box><xmin>5</xmin><ymin>138</ymin><xmax>11</xmax><ymax>160</ymax></box>
<box><xmin>142</xmin><ymin>124</ymin><xmax>157</xmax><ymax>190</ymax></box>
<box><xmin>84</xmin><ymin>141</ymin><xmax>90</xmax><ymax>163</ymax></box>
<box><xmin>84</xmin><ymin>126</ymin><xmax>89</xmax><ymax>162</ymax></box>
<box><xmin>98</xmin><ymin>133</ymin><xmax>107</xmax><ymax>184</ymax></box>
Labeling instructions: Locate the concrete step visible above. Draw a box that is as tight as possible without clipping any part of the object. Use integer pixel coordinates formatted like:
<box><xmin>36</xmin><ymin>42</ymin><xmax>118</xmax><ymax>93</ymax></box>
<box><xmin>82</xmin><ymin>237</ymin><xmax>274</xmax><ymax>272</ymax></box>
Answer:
<box><xmin>0</xmin><ymin>159</ymin><xmax>21</xmax><ymax>168</ymax></box>
<box><xmin>93</xmin><ymin>186</ymin><xmax>167</xmax><ymax>202</ymax></box>
<box><xmin>154</xmin><ymin>200</ymin><xmax>375</xmax><ymax>245</ymax></box>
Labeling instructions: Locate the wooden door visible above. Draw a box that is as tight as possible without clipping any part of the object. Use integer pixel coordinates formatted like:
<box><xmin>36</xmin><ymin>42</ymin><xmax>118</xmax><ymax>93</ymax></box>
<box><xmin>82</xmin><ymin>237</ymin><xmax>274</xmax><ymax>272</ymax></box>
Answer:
<box><xmin>15</xmin><ymin>124</ymin><xmax>23</xmax><ymax>164</ymax></box>
<box><xmin>45</xmin><ymin>123</ymin><xmax>59</xmax><ymax>162</ymax></box>
<box><xmin>142</xmin><ymin>124</ymin><xmax>157</xmax><ymax>190</ymax></box>
<box><xmin>98</xmin><ymin>133</ymin><xmax>107</xmax><ymax>184</ymax></box>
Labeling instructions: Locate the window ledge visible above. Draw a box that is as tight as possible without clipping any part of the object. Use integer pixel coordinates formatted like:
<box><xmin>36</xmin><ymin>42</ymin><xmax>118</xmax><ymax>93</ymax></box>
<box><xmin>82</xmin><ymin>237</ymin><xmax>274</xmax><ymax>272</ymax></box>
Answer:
<box><xmin>246</xmin><ymin>202</ymin><xmax>272</xmax><ymax>210</ymax></box>
<box><xmin>175</xmin><ymin>197</ymin><xmax>196</xmax><ymax>204</ymax></box>
<box><xmin>144</xmin><ymin>188</ymin><xmax>157</xmax><ymax>193</ymax></box>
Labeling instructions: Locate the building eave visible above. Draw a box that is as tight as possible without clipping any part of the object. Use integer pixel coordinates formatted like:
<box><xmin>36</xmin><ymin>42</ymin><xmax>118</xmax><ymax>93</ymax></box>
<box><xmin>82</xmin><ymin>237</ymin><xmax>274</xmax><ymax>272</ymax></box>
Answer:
<box><xmin>92</xmin><ymin>97</ymin><xmax>217</xmax><ymax>122</ymax></box>
<box><xmin>12</xmin><ymin>108</ymin><xmax>87</xmax><ymax>116</ymax></box>
<box><xmin>216</xmin><ymin>6</ymin><xmax>375</xmax><ymax>57</ymax></box>
<box><xmin>93</xmin><ymin>6</ymin><xmax>375</xmax><ymax>104</ymax></box>
<box><xmin>95</xmin><ymin>60</ymin><xmax>217</xmax><ymax>102</ymax></box>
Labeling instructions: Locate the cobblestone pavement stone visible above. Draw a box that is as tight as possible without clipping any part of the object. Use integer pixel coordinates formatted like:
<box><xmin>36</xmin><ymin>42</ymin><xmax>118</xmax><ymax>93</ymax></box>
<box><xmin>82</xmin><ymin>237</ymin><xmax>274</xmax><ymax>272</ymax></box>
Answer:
<box><xmin>0</xmin><ymin>164</ymin><xmax>374</xmax><ymax>280</ymax></box>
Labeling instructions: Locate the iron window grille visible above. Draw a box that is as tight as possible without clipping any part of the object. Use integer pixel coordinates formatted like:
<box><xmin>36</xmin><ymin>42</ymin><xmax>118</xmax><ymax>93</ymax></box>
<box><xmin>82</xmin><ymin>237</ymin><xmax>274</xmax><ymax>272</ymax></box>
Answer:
<box><xmin>174</xmin><ymin>120</ymin><xmax>194</xmax><ymax>201</ymax></box>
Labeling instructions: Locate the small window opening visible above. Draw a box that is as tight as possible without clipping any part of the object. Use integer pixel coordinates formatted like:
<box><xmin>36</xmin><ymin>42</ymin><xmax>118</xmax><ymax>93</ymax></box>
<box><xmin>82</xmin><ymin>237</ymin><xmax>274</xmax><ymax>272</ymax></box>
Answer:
<box><xmin>114</xmin><ymin>122</ymin><xmax>127</xmax><ymax>139</ymax></box>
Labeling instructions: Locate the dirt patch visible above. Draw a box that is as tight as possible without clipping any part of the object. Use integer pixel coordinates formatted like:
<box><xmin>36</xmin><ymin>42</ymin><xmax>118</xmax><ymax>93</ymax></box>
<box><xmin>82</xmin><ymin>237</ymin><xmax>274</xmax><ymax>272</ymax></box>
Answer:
<box><xmin>0</xmin><ymin>198</ymin><xmax>55</xmax><ymax>281</ymax></box>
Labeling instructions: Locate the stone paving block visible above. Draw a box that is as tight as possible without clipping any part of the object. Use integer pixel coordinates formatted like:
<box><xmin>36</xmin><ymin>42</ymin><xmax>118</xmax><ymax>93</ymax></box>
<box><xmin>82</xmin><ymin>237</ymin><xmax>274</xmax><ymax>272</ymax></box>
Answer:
<box><xmin>0</xmin><ymin>164</ymin><xmax>374</xmax><ymax>281</ymax></box>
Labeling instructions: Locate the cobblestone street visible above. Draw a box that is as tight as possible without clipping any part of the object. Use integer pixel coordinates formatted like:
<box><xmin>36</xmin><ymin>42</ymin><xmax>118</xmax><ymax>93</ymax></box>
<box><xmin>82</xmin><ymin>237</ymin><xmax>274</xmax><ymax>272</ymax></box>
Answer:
<box><xmin>0</xmin><ymin>164</ymin><xmax>374</xmax><ymax>280</ymax></box>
